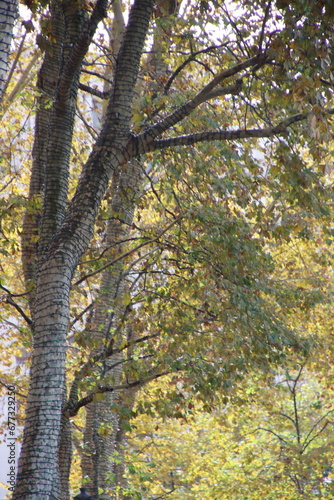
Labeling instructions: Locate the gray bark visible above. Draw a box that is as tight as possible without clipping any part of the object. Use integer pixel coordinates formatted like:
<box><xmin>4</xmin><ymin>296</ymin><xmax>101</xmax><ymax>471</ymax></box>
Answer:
<box><xmin>0</xmin><ymin>0</ymin><xmax>18</xmax><ymax>102</ymax></box>
<box><xmin>15</xmin><ymin>0</ymin><xmax>154</xmax><ymax>498</ymax></box>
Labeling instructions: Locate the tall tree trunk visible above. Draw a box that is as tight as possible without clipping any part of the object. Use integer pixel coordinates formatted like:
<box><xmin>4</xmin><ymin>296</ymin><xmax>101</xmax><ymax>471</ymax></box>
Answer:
<box><xmin>21</xmin><ymin>0</ymin><xmax>65</xmax><ymax>302</ymax></box>
<box><xmin>80</xmin><ymin>5</ymin><xmax>178</xmax><ymax>496</ymax></box>
<box><xmin>14</xmin><ymin>254</ymin><xmax>72</xmax><ymax>499</ymax></box>
<box><xmin>15</xmin><ymin>1</ymin><xmax>154</xmax><ymax>497</ymax></box>
<box><xmin>82</xmin><ymin>158</ymin><xmax>143</xmax><ymax>499</ymax></box>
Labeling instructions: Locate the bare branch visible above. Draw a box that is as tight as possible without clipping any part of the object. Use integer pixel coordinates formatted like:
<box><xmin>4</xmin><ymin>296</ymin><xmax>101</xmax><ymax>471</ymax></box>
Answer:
<box><xmin>164</xmin><ymin>43</ymin><xmax>229</xmax><ymax>93</ymax></box>
<box><xmin>257</xmin><ymin>427</ymin><xmax>290</xmax><ymax>445</ymax></box>
<box><xmin>277</xmin><ymin>411</ymin><xmax>295</xmax><ymax>425</ymax></box>
<box><xmin>258</xmin><ymin>1</ymin><xmax>272</xmax><ymax>52</ymax></box>
<box><xmin>302</xmin><ymin>409</ymin><xmax>334</xmax><ymax>452</ymax></box>
<box><xmin>1</xmin><ymin>290</ymin><xmax>32</xmax><ymax>326</ymax></box>
<box><xmin>81</xmin><ymin>68</ymin><xmax>113</xmax><ymax>84</ymax></box>
<box><xmin>0</xmin><ymin>283</ymin><xmax>29</xmax><ymax>298</ymax></box>
<box><xmin>76</xmin><ymin>105</ymin><xmax>98</xmax><ymax>138</ymax></box>
<box><xmin>69</xmin><ymin>302</ymin><xmax>94</xmax><ymax>329</ymax></box>
<box><xmin>78</xmin><ymin>82</ymin><xmax>111</xmax><ymax>99</ymax></box>
<box><xmin>0</xmin><ymin>380</ymin><xmax>27</xmax><ymax>399</ymax></box>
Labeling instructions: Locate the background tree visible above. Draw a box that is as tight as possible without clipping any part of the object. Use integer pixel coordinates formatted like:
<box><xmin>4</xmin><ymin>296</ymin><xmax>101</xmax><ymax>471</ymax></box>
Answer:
<box><xmin>127</xmin><ymin>361</ymin><xmax>334</xmax><ymax>500</ymax></box>
<box><xmin>0</xmin><ymin>0</ymin><xmax>18</xmax><ymax>102</ymax></box>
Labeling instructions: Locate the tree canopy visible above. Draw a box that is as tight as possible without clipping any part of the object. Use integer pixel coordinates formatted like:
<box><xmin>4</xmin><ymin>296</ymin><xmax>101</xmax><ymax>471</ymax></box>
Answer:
<box><xmin>0</xmin><ymin>0</ymin><xmax>334</xmax><ymax>499</ymax></box>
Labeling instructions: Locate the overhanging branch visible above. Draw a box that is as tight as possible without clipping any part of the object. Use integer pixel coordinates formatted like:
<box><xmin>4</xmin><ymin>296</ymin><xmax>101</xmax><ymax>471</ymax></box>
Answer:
<box><xmin>0</xmin><ymin>285</ymin><xmax>32</xmax><ymax>326</ymax></box>
<box><xmin>164</xmin><ymin>43</ymin><xmax>230</xmax><ymax>93</ymax></box>
<box><xmin>140</xmin><ymin>53</ymin><xmax>268</xmax><ymax>142</ymax></box>
<box><xmin>138</xmin><ymin>109</ymin><xmax>334</xmax><ymax>153</ymax></box>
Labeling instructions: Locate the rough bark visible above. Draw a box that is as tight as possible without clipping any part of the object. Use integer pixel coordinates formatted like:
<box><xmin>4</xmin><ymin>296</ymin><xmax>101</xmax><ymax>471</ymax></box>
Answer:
<box><xmin>0</xmin><ymin>0</ymin><xmax>18</xmax><ymax>102</ymax></box>
<box><xmin>14</xmin><ymin>254</ymin><xmax>72</xmax><ymax>500</ymax></box>
<box><xmin>21</xmin><ymin>0</ymin><xmax>66</xmax><ymax>299</ymax></box>
<box><xmin>15</xmin><ymin>0</ymin><xmax>154</xmax><ymax>498</ymax></box>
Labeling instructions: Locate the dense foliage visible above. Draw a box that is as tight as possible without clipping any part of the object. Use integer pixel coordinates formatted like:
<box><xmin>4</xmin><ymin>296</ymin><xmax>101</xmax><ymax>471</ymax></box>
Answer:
<box><xmin>0</xmin><ymin>0</ymin><xmax>333</xmax><ymax>498</ymax></box>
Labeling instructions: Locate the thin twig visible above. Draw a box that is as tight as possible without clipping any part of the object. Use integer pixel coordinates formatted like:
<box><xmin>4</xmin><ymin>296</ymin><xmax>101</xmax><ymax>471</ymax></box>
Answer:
<box><xmin>1</xmin><ymin>291</ymin><xmax>32</xmax><ymax>326</ymax></box>
<box><xmin>73</xmin><ymin>216</ymin><xmax>182</xmax><ymax>286</ymax></box>
<box><xmin>164</xmin><ymin>43</ymin><xmax>228</xmax><ymax>93</ymax></box>
<box><xmin>0</xmin><ymin>380</ymin><xmax>27</xmax><ymax>399</ymax></box>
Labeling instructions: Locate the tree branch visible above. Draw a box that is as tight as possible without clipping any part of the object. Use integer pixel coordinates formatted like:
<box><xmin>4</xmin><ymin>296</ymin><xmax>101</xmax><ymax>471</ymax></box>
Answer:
<box><xmin>140</xmin><ymin>126</ymin><xmax>285</xmax><ymax>152</ymax></box>
<box><xmin>78</xmin><ymin>82</ymin><xmax>111</xmax><ymax>99</ymax></box>
<box><xmin>1</xmin><ymin>287</ymin><xmax>32</xmax><ymax>326</ymax></box>
<box><xmin>0</xmin><ymin>380</ymin><xmax>27</xmax><ymax>399</ymax></box>
<box><xmin>302</xmin><ymin>409</ymin><xmax>334</xmax><ymax>452</ymax></box>
<box><xmin>65</xmin><ymin>371</ymin><xmax>169</xmax><ymax>416</ymax></box>
<box><xmin>69</xmin><ymin>302</ymin><xmax>94</xmax><ymax>329</ymax></box>
<box><xmin>139</xmin><ymin>53</ymin><xmax>268</xmax><ymax>143</ymax></box>
<box><xmin>73</xmin><ymin>216</ymin><xmax>182</xmax><ymax>286</ymax></box>
<box><xmin>205</xmin><ymin>78</ymin><xmax>243</xmax><ymax>100</ymax></box>
<box><xmin>257</xmin><ymin>427</ymin><xmax>290</xmax><ymax>445</ymax></box>
<box><xmin>301</xmin><ymin>420</ymin><xmax>333</xmax><ymax>453</ymax></box>
<box><xmin>163</xmin><ymin>43</ymin><xmax>229</xmax><ymax>93</ymax></box>
<box><xmin>258</xmin><ymin>0</ymin><xmax>272</xmax><ymax>51</ymax></box>
<box><xmin>138</xmin><ymin>109</ymin><xmax>334</xmax><ymax>153</ymax></box>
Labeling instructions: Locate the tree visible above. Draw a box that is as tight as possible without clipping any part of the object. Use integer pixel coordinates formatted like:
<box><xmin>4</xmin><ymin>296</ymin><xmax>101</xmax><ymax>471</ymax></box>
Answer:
<box><xmin>126</xmin><ymin>223</ymin><xmax>334</xmax><ymax>500</ymax></box>
<box><xmin>0</xmin><ymin>0</ymin><xmax>18</xmax><ymax>102</ymax></box>
<box><xmin>128</xmin><ymin>363</ymin><xmax>334</xmax><ymax>500</ymax></box>
<box><xmin>0</xmin><ymin>0</ymin><xmax>333</xmax><ymax>498</ymax></box>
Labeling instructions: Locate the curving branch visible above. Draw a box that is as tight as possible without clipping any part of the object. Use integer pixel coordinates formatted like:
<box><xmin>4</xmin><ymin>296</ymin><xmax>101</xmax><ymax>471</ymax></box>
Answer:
<box><xmin>73</xmin><ymin>216</ymin><xmax>182</xmax><ymax>286</ymax></box>
<box><xmin>163</xmin><ymin>43</ymin><xmax>229</xmax><ymax>93</ymax></box>
<box><xmin>140</xmin><ymin>125</ymin><xmax>287</xmax><ymax>152</ymax></box>
<box><xmin>139</xmin><ymin>53</ymin><xmax>268</xmax><ymax>142</ymax></box>
<box><xmin>3</xmin><ymin>295</ymin><xmax>32</xmax><ymax>326</ymax></box>
<box><xmin>0</xmin><ymin>284</ymin><xmax>32</xmax><ymax>326</ymax></box>
<box><xmin>0</xmin><ymin>379</ymin><xmax>27</xmax><ymax>399</ymax></box>
<box><xmin>301</xmin><ymin>409</ymin><xmax>334</xmax><ymax>452</ymax></box>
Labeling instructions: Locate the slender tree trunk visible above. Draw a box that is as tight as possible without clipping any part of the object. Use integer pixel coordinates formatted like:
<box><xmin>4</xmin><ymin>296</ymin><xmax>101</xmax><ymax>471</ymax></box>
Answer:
<box><xmin>0</xmin><ymin>0</ymin><xmax>18</xmax><ymax>102</ymax></box>
<box><xmin>81</xmin><ymin>6</ymin><xmax>176</xmax><ymax>496</ymax></box>
<box><xmin>82</xmin><ymin>159</ymin><xmax>143</xmax><ymax>499</ymax></box>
